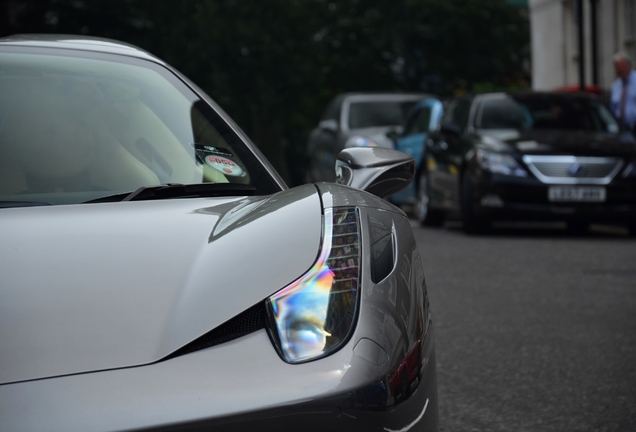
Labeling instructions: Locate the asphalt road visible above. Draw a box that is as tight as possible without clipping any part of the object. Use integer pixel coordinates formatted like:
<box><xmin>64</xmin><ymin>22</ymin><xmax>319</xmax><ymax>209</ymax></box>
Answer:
<box><xmin>413</xmin><ymin>221</ymin><xmax>636</xmax><ymax>432</ymax></box>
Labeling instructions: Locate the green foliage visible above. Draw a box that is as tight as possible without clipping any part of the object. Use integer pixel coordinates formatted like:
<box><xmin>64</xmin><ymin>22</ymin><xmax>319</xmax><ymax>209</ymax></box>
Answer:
<box><xmin>3</xmin><ymin>0</ymin><xmax>529</xmax><ymax>185</ymax></box>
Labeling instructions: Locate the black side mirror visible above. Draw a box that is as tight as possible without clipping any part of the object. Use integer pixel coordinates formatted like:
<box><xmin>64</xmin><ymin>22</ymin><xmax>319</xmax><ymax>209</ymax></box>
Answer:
<box><xmin>335</xmin><ymin>147</ymin><xmax>414</xmax><ymax>198</ymax></box>
<box><xmin>440</xmin><ymin>122</ymin><xmax>461</xmax><ymax>136</ymax></box>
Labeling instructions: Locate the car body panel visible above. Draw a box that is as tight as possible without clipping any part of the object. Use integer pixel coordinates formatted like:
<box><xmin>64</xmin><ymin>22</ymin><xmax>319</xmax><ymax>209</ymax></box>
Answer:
<box><xmin>0</xmin><ymin>204</ymin><xmax>438</xmax><ymax>432</ymax></box>
<box><xmin>0</xmin><ymin>185</ymin><xmax>321</xmax><ymax>384</ymax></box>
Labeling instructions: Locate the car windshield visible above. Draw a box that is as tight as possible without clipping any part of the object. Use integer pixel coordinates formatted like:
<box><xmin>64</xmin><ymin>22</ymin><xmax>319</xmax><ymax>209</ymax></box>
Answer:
<box><xmin>347</xmin><ymin>100</ymin><xmax>416</xmax><ymax>129</ymax></box>
<box><xmin>475</xmin><ymin>95</ymin><xmax>621</xmax><ymax>134</ymax></box>
<box><xmin>0</xmin><ymin>50</ymin><xmax>279</xmax><ymax>206</ymax></box>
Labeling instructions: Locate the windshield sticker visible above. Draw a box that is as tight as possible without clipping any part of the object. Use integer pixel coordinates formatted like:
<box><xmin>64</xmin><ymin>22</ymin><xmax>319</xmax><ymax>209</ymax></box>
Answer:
<box><xmin>205</xmin><ymin>155</ymin><xmax>245</xmax><ymax>177</ymax></box>
<box><xmin>192</xmin><ymin>143</ymin><xmax>234</xmax><ymax>163</ymax></box>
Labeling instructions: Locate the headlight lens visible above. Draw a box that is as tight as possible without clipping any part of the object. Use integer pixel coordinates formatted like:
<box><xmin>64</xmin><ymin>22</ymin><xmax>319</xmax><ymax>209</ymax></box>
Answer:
<box><xmin>477</xmin><ymin>149</ymin><xmax>528</xmax><ymax>177</ymax></box>
<box><xmin>266</xmin><ymin>207</ymin><xmax>361</xmax><ymax>363</ymax></box>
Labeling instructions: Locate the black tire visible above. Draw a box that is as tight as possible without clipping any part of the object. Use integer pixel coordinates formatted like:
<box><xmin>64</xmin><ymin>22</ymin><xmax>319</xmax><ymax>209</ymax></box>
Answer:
<box><xmin>414</xmin><ymin>172</ymin><xmax>444</xmax><ymax>227</ymax></box>
<box><xmin>461</xmin><ymin>174</ymin><xmax>490</xmax><ymax>234</ymax></box>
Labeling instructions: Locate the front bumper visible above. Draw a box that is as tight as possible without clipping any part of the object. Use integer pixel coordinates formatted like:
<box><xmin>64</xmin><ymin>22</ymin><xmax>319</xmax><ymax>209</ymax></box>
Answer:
<box><xmin>472</xmin><ymin>173</ymin><xmax>636</xmax><ymax>223</ymax></box>
<box><xmin>0</xmin><ymin>327</ymin><xmax>437</xmax><ymax>432</ymax></box>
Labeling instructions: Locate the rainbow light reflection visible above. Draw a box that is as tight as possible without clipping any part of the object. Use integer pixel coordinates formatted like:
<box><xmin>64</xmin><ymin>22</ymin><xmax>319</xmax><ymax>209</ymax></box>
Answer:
<box><xmin>268</xmin><ymin>208</ymin><xmax>360</xmax><ymax>363</ymax></box>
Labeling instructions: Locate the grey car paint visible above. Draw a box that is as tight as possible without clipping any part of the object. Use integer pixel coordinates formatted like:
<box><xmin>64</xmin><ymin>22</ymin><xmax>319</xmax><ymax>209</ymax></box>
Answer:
<box><xmin>0</xmin><ymin>185</ymin><xmax>321</xmax><ymax>384</ymax></box>
<box><xmin>0</xmin><ymin>188</ymin><xmax>437</xmax><ymax>431</ymax></box>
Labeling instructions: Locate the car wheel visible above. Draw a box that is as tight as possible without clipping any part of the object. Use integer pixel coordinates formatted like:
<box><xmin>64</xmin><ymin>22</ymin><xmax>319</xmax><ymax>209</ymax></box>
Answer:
<box><xmin>461</xmin><ymin>174</ymin><xmax>490</xmax><ymax>235</ymax></box>
<box><xmin>414</xmin><ymin>172</ymin><xmax>444</xmax><ymax>227</ymax></box>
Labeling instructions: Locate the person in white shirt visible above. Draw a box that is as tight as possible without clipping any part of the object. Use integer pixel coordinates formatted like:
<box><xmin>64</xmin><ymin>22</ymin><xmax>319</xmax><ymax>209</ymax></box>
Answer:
<box><xmin>610</xmin><ymin>52</ymin><xmax>636</xmax><ymax>133</ymax></box>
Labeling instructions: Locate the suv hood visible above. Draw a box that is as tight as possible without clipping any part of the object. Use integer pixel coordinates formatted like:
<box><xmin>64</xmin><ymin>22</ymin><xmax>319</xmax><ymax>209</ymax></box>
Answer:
<box><xmin>478</xmin><ymin>130</ymin><xmax>636</xmax><ymax>156</ymax></box>
<box><xmin>0</xmin><ymin>185</ymin><xmax>322</xmax><ymax>384</ymax></box>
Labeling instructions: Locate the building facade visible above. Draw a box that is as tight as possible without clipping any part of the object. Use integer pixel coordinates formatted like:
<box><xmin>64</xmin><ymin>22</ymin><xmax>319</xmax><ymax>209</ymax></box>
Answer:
<box><xmin>530</xmin><ymin>0</ymin><xmax>636</xmax><ymax>90</ymax></box>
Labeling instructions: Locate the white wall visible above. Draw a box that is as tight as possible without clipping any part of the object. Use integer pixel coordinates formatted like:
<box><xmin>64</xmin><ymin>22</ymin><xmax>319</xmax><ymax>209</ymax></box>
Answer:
<box><xmin>530</xmin><ymin>0</ymin><xmax>636</xmax><ymax>91</ymax></box>
<box><xmin>530</xmin><ymin>0</ymin><xmax>566</xmax><ymax>90</ymax></box>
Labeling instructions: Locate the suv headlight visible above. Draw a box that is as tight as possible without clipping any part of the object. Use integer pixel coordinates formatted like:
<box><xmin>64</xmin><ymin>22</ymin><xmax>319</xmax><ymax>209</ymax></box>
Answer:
<box><xmin>266</xmin><ymin>207</ymin><xmax>361</xmax><ymax>364</ymax></box>
<box><xmin>477</xmin><ymin>149</ymin><xmax>528</xmax><ymax>177</ymax></box>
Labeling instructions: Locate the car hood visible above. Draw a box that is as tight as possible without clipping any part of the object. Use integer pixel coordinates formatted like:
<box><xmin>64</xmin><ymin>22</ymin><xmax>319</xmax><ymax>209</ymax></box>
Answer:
<box><xmin>0</xmin><ymin>185</ymin><xmax>322</xmax><ymax>384</ymax></box>
<box><xmin>477</xmin><ymin>129</ymin><xmax>636</xmax><ymax>156</ymax></box>
<box><xmin>346</xmin><ymin>127</ymin><xmax>396</xmax><ymax>148</ymax></box>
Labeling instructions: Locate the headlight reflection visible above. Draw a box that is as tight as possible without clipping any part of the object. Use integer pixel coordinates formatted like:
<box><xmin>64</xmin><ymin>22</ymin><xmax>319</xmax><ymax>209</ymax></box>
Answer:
<box><xmin>267</xmin><ymin>207</ymin><xmax>361</xmax><ymax>363</ymax></box>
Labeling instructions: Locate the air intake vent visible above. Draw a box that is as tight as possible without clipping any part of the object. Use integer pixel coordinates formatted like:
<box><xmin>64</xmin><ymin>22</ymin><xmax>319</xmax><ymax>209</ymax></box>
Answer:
<box><xmin>167</xmin><ymin>303</ymin><xmax>265</xmax><ymax>360</ymax></box>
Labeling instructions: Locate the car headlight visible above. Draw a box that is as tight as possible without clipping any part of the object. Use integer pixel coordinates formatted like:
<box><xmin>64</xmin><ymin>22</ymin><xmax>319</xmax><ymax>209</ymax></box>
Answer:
<box><xmin>265</xmin><ymin>207</ymin><xmax>361</xmax><ymax>364</ymax></box>
<box><xmin>345</xmin><ymin>135</ymin><xmax>379</xmax><ymax>148</ymax></box>
<box><xmin>477</xmin><ymin>149</ymin><xmax>528</xmax><ymax>177</ymax></box>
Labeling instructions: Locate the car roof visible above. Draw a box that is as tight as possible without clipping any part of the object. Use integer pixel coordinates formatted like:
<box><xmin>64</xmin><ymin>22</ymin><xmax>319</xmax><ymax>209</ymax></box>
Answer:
<box><xmin>339</xmin><ymin>92</ymin><xmax>432</xmax><ymax>103</ymax></box>
<box><xmin>0</xmin><ymin>34</ymin><xmax>162</xmax><ymax>64</ymax></box>
<box><xmin>475</xmin><ymin>91</ymin><xmax>601</xmax><ymax>102</ymax></box>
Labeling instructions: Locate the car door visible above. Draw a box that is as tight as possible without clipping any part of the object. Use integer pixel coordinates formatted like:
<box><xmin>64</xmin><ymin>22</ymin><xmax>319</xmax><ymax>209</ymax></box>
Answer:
<box><xmin>396</xmin><ymin>98</ymin><xmax>444</xmax><ymax>174</ymax></box>
<box><xmin>391</xmin><ymin>99</ymin><xmax>444</xmax><ymax>205</ymax></box>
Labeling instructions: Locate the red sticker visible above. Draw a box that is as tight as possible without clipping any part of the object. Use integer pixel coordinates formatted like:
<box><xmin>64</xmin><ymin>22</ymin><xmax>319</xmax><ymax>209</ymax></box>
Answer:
<box><xmin>205</xmin><ymin>155</ymin><xmax>244</xmax><ymax>177</ymax></box>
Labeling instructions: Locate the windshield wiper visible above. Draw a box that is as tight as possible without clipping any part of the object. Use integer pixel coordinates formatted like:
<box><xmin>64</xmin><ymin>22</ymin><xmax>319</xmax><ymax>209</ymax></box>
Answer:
<box><xmin>83</xmin><ymin>183</ymin><xmax>256</xmax><ymax>204</ymax></box>
<box><xmin>0</xmin><ymin>201</ymin><xmax>53</xmax><ymax>208</ymax></box>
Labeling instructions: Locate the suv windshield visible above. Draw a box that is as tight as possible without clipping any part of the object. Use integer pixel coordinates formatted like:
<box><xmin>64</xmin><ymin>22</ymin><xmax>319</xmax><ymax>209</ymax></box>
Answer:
<box><xmin>0</xmin><ymin>50</ymin><xmax>279</xmax><ymax>206</ymax></box>
<box><xmin>347</xmin><ymin>100</ymin><xmax>416</xmax><ymax>129</ymax></box>
<box><xmin>475</xmin><ymin>95</ymin><xmax>621</xmax><ymax>134</ymax></box>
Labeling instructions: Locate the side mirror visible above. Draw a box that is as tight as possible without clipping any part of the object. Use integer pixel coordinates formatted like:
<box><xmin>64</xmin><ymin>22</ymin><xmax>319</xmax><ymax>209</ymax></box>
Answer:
<box><xmin>440</xmin><ymin>122</ymin><xmax>461</xmax><ymax>136</ymax></box>
<box><xmin>335</xmin><ymin>147</ymin><xmax>414</xmax><ymax>198</ymax></box>
<box><xmin>319</xmin><ymin>119</ymin><xmax>338</xmax><ymax>134</ymax></box>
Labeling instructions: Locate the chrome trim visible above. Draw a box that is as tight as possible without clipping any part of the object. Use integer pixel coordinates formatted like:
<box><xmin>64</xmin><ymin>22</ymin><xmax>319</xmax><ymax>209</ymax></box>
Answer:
<box><xmin>522</xmin><ymin>155</ymin><xmax>623</xmax><ymax>185</ymax></box>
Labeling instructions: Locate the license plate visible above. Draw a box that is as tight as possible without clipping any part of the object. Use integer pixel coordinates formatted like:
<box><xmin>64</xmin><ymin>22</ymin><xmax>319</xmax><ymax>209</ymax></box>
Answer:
<box><xmin>548</xmin><ymin>186</ymin><xmax>606</xmax><ymax>202</ymax></box>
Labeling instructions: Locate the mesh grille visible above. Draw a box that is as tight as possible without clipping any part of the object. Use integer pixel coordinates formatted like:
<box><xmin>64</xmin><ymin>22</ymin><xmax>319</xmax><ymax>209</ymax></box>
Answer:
<box><xmin>167</xmin><ymin>303</ymin><xmax>265</xmax><ymax>359</ymax></box>
<box><xmin>522</xmin><ymin>155</ymin><xmax>623</xmax><ymax>184</ymax></box>
<box><xmin>530</xmin><ymin>161</ymin><xmax>618</xmax><ymax>178</ymax></box>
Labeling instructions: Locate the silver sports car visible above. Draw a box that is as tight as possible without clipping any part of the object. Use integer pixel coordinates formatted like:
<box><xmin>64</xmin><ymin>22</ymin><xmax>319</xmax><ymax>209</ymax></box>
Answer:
<box><xmin>0</xmin><ymin>35</ymin><xmax>438</xmax><ymax>432</ymax></box>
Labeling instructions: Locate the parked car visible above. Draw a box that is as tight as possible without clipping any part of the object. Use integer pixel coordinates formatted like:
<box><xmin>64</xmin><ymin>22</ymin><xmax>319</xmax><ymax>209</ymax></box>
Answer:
<box><xmin>417</xmin><ymin>91</ymin><xmax>636</xmax><ymax>234</ymax></box>
<box><xmin>0</xmin><ymin>35</ymin><xmax>438</xmax><ymax>431</ymax></box>
<box><xmin>389</xmin><ymin>98</ymin><xmax>444</xmax><ymax>208</ymax></box>
<box><xmin>306</xmin><ymin>93</ymin><xmax>430</xmax><ymax>183</ymax></box>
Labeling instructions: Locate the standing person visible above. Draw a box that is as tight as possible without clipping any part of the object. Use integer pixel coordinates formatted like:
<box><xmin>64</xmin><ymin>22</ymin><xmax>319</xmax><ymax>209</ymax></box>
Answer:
<box><xmin>610</xmin><ymin>52</ymin><xmax>636</xmax><ymax>133</ymax></box>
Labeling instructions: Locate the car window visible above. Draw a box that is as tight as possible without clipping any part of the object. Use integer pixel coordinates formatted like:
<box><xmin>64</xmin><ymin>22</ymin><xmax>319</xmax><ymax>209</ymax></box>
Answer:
<box><xmin>0</xmin><ymin>50</ymin><xmax>279</xmax><ymax>205</ymax></box>
<box><xmin>476</xmin><ymin>97</ymin><xmax>531</xmax><ymax>130</ymax></box>
<box><xmin>347</xmin><ymin>101</ymin><xmax>416</xmax><ymax>129</ymax></box>
<box><xmin>475</xmin><ymin>95</ymin><xmax>620</xmax><ymax>134</ymax></box>
<box><xmin>404</xmin><ymin>106</ymin><xmax>433</xmax><ymax>136</ymax></box>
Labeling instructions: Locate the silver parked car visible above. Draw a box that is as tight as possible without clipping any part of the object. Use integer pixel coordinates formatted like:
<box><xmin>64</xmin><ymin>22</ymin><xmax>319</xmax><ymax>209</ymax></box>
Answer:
<box><xmin>305</xmin><ymin>93</ymin><xmax>430</xmax><ymax>183</ymax></box>
<box><xmin>0</xmin><ymin>35</ymin><xmax>438</xmax><ymax>431</ymax></box>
